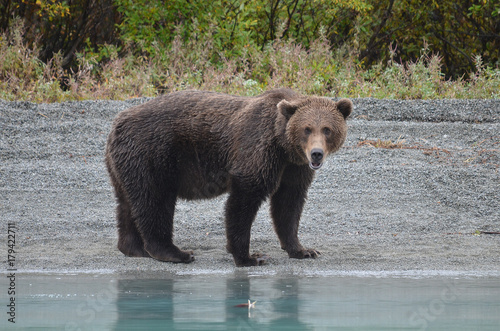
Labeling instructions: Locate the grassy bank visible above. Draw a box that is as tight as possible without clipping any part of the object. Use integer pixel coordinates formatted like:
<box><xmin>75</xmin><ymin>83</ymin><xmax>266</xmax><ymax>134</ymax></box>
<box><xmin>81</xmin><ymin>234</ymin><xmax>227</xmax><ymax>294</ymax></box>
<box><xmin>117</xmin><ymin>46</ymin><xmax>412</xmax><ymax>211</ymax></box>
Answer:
<box><xmin>1</xmin><ymin>21</ymin><xmax>498</xmax><ymax>103</ymax></box>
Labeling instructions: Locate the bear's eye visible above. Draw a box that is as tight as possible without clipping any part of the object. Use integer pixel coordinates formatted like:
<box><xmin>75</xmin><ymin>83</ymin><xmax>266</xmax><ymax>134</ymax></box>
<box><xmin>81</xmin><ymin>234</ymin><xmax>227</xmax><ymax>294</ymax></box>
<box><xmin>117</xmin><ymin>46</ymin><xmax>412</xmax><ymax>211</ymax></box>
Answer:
<box><xmin>322</xmin><ymin>127</ymin><xmax>332</xmax><ymax>136</ymax></box>
<box><xmin>304</xmin><ymin>127</ymin><xmax>312</xmax><ymax>135</ymax></box>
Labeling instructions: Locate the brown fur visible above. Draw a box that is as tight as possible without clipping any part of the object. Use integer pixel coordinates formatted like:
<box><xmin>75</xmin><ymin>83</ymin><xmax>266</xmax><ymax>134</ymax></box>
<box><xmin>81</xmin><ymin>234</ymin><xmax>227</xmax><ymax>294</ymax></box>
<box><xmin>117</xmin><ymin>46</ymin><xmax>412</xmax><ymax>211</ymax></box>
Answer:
<box><xmin>105</xmin><ymin>88</ymin><xmax>352</xmax><ymax>266</ymax></box>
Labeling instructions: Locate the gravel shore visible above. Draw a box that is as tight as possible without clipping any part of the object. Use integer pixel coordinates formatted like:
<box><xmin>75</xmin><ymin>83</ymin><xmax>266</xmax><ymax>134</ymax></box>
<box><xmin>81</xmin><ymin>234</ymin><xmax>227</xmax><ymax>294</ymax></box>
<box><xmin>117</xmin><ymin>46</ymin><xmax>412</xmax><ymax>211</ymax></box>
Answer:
<box><xmin>1</xmin><ymin>97</ymin><xmax>499</xmax><ymax>277</ymax></box>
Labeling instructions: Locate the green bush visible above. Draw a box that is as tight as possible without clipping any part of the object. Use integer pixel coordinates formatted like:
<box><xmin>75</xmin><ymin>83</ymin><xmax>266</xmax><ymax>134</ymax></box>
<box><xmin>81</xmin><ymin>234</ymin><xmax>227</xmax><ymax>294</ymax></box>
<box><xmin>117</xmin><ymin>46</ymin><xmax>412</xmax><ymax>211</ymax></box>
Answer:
<box><xmin>0</xmin><ymin>0</ymin><xmax>498</xmax><ymax>101</ymax></box>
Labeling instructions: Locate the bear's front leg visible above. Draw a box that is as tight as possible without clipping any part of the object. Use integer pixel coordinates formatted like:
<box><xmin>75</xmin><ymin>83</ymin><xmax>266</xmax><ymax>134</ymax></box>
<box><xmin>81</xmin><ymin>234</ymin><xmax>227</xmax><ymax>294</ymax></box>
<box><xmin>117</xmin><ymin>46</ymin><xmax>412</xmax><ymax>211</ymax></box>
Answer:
<box><xmin>270</xmin><ymin>165</ymin><xmax>320</xmax><ymax>259</ymax></box>
<box><xmin>225</xmin><ymin>186</ymin><xmax>268</xmax><ymax>267</ymax></box>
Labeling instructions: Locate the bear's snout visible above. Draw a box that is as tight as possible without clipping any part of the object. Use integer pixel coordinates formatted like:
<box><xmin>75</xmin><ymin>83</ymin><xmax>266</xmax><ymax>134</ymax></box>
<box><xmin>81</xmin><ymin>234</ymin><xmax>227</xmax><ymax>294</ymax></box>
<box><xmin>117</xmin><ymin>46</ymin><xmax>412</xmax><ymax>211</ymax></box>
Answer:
<box><xmin>311</xmin><ymin>148</ymin><xmax>324</xmax><ymax>162</ymax></box>
<box><xmin>309</xmin><ymin>148</ymin><xmax>324</xmax><ymax>170</ymax></box>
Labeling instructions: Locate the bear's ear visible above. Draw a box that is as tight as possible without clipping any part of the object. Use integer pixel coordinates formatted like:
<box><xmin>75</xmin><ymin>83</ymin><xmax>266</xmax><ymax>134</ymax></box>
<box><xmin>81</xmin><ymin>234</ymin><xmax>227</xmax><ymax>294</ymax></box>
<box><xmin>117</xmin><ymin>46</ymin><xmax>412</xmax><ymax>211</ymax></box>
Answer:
<box><xmin>277</xmin><ymin>100</ymin><xmax>298</xmax><ymax>120</ymax></box>
<box><xmin>336</xmin><ymin>98</ymin><xmax>353</xmax><ymax>119</ymax></box>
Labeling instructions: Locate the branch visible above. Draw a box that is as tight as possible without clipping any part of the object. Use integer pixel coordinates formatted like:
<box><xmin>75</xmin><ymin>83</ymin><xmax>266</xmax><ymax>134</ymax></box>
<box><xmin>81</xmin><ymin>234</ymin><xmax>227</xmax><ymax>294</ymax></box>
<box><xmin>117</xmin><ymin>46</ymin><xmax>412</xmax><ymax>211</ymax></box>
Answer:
<box><xmin>445</xmin><ymin>29</ymin><xmax>500</xmax><ymax>40</ymax></box>
<box><xmin>432</xmin><ymin>31</ymin><xmax>474</xmax><ymax>66</ymax></box>
<box><xmin>280</xmin><ymin>0</ymin><xmax>300</xmax><ymax>39</ymax></box>
<box><xmin>359</xmin><ymin>0</ymin><xmax>395</xmax><ymax>62</ymax></box>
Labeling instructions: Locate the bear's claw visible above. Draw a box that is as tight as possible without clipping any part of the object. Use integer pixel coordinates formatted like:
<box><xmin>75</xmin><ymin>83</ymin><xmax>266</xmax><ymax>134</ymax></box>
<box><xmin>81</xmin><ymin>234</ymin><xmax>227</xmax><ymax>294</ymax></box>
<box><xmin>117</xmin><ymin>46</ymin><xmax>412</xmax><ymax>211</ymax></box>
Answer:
<box><xmin>252</xmin><ymin>252</ymin><xmax>269</xmax><ymax>265</ymax></box>
<box><xmin>235</xmin><ymin>253</ymin><xmax>269</xmax><ymax>267</ymax></box>
<box><xmin>145</xmin><ymin>245</ymin><xmax>195</xmax><ymax>264</ymax></box>
<box><xmin>289</xmin><ymin>248</ymin><xmax>321</xmax><ymax>259</ymax></box>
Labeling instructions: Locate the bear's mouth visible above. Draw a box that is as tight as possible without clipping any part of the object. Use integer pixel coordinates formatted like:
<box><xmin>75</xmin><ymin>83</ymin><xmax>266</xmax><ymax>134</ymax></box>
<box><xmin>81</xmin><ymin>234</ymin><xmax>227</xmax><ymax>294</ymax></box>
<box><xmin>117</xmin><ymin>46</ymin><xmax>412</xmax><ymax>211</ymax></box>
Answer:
<box><xmin>309</xmin><ymin>161</ymin><xmax>323</xmax><ymax>170</ymax></box>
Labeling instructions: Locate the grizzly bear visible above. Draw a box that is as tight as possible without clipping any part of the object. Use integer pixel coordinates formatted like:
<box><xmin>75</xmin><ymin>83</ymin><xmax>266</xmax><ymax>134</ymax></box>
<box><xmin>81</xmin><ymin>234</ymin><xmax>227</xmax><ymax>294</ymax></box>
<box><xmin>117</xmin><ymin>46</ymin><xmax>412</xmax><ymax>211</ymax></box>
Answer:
<box><xmin>105</xmin><ymin>88</ymin><xmax>352</xmax><ymax>267</ymax></box>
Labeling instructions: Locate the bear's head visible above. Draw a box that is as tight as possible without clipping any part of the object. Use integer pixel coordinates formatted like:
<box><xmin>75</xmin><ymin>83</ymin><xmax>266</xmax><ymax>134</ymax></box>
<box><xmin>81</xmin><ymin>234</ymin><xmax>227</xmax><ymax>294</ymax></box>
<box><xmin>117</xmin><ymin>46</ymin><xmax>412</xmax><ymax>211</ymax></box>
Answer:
<box><xmin>278</xmin><ymin>97</ymin><xmax>352</xmax><ymax>170</ymax></box>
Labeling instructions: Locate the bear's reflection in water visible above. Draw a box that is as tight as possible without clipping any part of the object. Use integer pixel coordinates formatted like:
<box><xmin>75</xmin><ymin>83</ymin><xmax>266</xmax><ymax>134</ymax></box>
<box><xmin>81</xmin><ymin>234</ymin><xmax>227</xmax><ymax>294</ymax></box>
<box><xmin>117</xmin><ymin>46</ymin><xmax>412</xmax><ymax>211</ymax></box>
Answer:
<box><xmin>112</xmin><ymin>276</ymin><xmax>310</xmax><ymax>330</ymax></box>
<box><xmin>16</xmin><ymin>274</ymin><xmax>500</xmax><ymax>329</ymax></box>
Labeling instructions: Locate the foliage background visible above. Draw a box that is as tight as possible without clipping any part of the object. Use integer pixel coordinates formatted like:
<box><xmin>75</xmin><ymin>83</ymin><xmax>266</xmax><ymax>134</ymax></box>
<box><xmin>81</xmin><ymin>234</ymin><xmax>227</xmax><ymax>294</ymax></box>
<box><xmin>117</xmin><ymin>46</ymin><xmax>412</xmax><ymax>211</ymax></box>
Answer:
<box><xmin>0</xmin><ymin>0</ymin><xmax>499</xmax><ymax>101</ymax></box>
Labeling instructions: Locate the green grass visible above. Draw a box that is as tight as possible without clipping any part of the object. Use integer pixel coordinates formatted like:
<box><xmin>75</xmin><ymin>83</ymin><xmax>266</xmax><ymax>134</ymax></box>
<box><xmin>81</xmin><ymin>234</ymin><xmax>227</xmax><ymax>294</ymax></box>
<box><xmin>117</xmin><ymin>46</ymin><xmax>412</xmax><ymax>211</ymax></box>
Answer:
<box><xmin>1</xmin><ymin>21</ymin><xmax>499</xmax><ymax>103</ymax></box>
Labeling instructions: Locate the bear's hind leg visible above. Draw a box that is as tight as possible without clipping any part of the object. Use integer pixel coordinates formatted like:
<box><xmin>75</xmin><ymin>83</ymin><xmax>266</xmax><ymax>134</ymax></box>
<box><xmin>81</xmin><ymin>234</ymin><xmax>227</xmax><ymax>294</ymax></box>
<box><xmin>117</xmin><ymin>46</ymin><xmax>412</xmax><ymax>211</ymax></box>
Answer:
<box><xmin>116</xmin><ymin>197</ymin><xmax>150</xmax><ymax>258</ymax></box>
<box><xmin>109</xmin><ymin>171</ymin><xmax>150</xmax><ymax>258</ymax></box>
<box><xmin>134</xmin><ymin>190</ymin><xmax>195</xmax><ymax>264</ymax></box>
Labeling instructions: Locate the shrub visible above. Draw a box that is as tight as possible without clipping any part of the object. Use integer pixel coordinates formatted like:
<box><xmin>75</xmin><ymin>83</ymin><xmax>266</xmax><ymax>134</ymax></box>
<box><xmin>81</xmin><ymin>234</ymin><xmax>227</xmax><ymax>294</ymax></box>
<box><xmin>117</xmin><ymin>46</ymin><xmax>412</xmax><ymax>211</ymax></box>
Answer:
<box><xmin>0</xmin><ymin>16</ymin><xmax>498</xmax><ymax>102</ymax></box>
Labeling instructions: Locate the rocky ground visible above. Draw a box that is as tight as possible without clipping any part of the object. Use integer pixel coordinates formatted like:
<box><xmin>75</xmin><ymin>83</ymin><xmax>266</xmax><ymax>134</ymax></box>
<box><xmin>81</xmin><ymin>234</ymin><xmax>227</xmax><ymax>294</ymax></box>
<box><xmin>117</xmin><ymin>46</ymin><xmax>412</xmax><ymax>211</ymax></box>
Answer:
<box><xmin>1</xmin><ymin>97</ymin><xmax>499</xmax><ymax>276</ymax></box>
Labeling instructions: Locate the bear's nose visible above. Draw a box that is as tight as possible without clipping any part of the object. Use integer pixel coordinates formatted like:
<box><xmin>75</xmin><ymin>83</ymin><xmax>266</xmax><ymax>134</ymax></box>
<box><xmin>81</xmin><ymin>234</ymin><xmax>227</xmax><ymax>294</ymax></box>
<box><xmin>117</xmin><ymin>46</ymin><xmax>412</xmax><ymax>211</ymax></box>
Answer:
<box><xmin>311</xmin><ymin>148</ymin><xmax>324</xmax><ymax>163</ymax></box>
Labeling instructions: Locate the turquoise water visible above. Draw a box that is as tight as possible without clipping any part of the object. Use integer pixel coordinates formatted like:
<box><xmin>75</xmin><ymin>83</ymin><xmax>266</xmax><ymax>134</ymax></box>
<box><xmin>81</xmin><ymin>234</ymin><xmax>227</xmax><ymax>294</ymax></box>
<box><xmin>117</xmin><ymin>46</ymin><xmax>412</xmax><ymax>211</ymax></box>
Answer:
<box><xmin>4</xmin><ymin>274</ymin><xmax>500</xmax><ymax>330</ymax></box>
